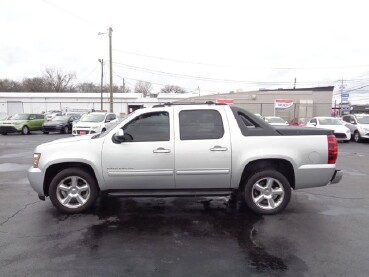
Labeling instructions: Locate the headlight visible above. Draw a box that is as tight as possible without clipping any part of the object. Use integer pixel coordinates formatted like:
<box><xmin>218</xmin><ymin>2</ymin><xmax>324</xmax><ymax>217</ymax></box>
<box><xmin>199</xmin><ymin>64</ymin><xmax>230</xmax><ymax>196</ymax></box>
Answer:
<box><xmin>57</xmin><ymin>123</ymin><xmax>64</xmax><ymax>126</ymax></box>
<box><xmin>33</xmin><ymin>153</ymin><xmax>41</xmax><ymax>168</ymax></box>
<box><xmin>346</xmin><ymin>130</ymin><xmax>350</xmax><ymax>133</ymax></box>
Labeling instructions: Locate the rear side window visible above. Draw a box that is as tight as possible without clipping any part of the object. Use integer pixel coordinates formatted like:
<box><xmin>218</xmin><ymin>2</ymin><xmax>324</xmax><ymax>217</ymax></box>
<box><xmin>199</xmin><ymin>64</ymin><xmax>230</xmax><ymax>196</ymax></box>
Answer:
<box><xmin>179</xmin><ymin>110</ymin><xmax>224</xmax><ymax>140</ymax></box>
<box><xmin>36</xmin><ymin>114</ymin><xmax>45</xmax><ymax>119</ymax></box>
<box><xmin>123</xmin><ymin>111</ymin><xmax>169</xmax><ymax>142</ymax></box>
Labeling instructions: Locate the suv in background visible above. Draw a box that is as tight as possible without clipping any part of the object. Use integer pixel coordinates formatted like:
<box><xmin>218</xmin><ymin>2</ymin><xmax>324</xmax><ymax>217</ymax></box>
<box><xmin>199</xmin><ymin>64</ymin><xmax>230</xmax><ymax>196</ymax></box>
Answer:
<box><xmin>342</xmin><ymin>114</ymin><xmax>369</xmax><ymax>142</ymax></box>
<box><xmin>72</xmin><ymin>112</ymin><xmax>117</xmax><ymax>135</ymax></box>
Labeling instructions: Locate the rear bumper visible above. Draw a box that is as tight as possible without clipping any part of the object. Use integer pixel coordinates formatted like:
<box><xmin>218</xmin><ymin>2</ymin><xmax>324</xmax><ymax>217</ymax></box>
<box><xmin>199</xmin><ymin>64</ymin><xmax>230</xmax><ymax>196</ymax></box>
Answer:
<box><xmin>330</xmin><ymin>170</ymin><xmax>343</xmax><ymax>184</ymax></box>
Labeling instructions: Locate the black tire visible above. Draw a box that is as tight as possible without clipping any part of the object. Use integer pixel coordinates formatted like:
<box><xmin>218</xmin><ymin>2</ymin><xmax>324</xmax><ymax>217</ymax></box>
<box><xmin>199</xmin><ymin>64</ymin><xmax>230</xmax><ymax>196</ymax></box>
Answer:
<box><xmin>21</xmin><ymin>126</ymin><xmax>30</xmax><ymax>135</ymax></box>
<box><xmin>63</xmin><ymin>126</ymin><xmax>69</xmax><ymax>134</ymax></box>
<box><xmin>242</xmin><ymin>169</ymin><xmax>291</xmax><ymax>215</ymax></box>
<box><xmin>354</xmin><ymin>131</ymin><xmax>362</xmax><ymax>143</ymax></box>
<box><xmin>43</xmin><ymin>131</ymin><xmax>49</xmax><ymax>134</ymax></box>
<box><xmin>1</xmin><ymin>132</ymin><xmax>7</xmax><ymax>135</ymax></box>
<box><xmin>343</xmin><ymin>140</ymin><xmax>350</xmax><ymax>143</ymax></box>
<box><xmin>49</xmin><ymin>168</ymin><xmax>99</xmax><ymax>214</ymax></box>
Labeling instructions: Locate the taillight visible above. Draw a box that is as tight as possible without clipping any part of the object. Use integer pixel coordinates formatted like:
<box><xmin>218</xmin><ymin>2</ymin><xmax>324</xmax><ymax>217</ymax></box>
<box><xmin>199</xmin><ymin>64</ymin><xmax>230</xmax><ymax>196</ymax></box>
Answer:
<box><xmin>327</xmin><ymin>135</ymin><xmax>338</xmax><ymax>164</ymax></box>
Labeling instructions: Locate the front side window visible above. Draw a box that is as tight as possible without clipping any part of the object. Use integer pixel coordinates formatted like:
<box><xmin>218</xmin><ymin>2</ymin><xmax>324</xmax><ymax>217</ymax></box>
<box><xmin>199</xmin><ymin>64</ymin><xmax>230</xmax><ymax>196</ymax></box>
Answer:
<box><xmin>310</xmin><ymin>118</ymin><xmax>317</xmax><ymax>124</ymax></box>
<box><xmin>179</xmin><ymin>110</ymin><xmax>224</xmax><ymax>140</ymax></box>
<box><xmin>123</xmin><ymin>112</ymin><xmax>169</xmax><ymax>142</ymax></box>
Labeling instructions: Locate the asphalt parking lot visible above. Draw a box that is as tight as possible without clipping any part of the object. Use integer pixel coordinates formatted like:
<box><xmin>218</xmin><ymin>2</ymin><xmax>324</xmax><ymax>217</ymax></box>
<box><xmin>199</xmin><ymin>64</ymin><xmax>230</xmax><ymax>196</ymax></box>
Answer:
<box><xmin>0</xmin><ymin>133</ymin><xmax>369</xmax><ymax>276</ymax></box>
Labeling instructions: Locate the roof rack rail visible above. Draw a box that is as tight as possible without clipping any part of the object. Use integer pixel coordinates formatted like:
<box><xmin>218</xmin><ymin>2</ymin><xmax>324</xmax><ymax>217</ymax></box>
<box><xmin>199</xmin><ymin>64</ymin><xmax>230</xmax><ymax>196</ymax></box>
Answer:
<box><xmin>152</xmin><ymin>101</ymin><xmax>226</xmax><ymax>108</ymax></box>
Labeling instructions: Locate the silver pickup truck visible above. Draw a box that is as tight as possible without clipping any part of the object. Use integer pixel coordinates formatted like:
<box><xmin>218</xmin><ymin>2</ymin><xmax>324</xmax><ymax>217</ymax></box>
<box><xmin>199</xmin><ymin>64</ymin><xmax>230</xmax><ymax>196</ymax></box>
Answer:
<box><xmin>28</xmin><ymin>103</ymin><xmax>342</xmax><ymax>215</ymax></box>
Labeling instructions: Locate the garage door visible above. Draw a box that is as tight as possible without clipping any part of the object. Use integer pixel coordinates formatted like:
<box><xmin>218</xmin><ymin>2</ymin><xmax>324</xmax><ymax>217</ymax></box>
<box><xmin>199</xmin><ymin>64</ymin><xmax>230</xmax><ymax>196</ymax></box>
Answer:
<box><xmin>7</xmin><ymin>101</ymin><xmax>23</xmax><ymax>115</ymax></box>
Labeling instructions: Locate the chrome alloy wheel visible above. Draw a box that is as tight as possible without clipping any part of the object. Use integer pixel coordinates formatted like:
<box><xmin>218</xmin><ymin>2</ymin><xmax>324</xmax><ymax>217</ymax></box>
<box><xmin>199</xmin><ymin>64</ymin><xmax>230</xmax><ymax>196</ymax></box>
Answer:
<box><xmin>56</xmin><ymin>176</ymin><xmax>91</xmax><ymax>209</ymax></box>
<box><xmin>251</xmin><ymin>177</ymin><xmax>285</xmax><ymax>210</ymax></box>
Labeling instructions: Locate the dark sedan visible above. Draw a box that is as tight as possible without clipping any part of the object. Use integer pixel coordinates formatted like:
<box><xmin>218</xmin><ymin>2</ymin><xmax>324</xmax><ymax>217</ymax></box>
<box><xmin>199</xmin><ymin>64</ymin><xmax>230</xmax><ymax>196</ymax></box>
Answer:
<box><xmin>42</xmin><ymin>115</ymin><xmax>80</xmax><ymax>134</ymax></box>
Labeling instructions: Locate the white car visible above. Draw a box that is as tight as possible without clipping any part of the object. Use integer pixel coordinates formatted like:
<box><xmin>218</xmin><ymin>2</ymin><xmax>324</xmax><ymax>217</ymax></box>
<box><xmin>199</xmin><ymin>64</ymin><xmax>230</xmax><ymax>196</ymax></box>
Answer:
<box><xmin>264</xmin><ymin>116</ymin><xmax>289</xmax><ymax>126</ymax></box>
<box><xmin>72</xmin><ymin>112</ymin><xmax>117</xmax><ymax>135</ymax></box>
<box><xmin>342</xmin><ymin>114</ymin><xmax>369</xmax><ymax>143</ymax></box>
<box><xmin>306</xmin><ymin>117</ymin><xmax>351</xmax><ymax>143</ymax></box>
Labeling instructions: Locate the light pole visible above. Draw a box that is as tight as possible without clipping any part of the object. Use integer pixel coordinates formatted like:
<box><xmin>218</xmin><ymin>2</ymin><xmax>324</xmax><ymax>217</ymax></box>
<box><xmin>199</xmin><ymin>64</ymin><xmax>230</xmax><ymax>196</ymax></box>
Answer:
<box><xmin>98</xmin><ymin>59</ymin><xmax>104</xmax><ymax>110</ymax></box>
<box><xmin>98</xmin><ymin>27</ymin><xmax>114</xmax><ymax>112</ymax></box>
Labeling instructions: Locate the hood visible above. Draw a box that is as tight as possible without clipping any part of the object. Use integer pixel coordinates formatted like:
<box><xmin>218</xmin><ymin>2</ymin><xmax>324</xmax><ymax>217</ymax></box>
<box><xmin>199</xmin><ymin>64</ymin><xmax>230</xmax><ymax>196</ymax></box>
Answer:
<box><xmin>74</xmin><ymin>121</ymin><xmax>103</xmax><ymax>128</ymax></box>
<box><xmin>1</xmin><ymin>120</ymin><xmax>27</xmax><ymax>125</ymax></box>
<box><xmin>44</xmin><ymin>120</ymin><xmax>66</xmax><ymax>126</ymax></box>
<box><xmin>42</xmin><ymin>134</ymin><xmax>95</xmax><ymax>146</ymax></box>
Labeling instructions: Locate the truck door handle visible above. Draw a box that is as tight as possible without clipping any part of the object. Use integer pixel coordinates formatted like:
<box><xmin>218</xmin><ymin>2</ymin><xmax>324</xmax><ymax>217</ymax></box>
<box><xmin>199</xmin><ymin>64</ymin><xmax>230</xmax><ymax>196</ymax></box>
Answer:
<box><xmin>153</xmin><ymin>147</ymin><xmax>171</xmax><ymax>153</ymax></box>
<box><xmin>210</xmin><ymin>145</ymin><xmax>228</xmax><ymax>151</ymax></box>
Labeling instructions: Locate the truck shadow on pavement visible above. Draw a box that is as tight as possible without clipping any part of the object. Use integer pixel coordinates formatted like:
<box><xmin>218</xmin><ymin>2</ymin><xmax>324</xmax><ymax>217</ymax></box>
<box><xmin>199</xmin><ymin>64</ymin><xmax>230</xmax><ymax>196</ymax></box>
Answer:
<box><xmin>56</xmin><ymin>195</ymin><xmax>307</xmax><ymax>275</ymax></box>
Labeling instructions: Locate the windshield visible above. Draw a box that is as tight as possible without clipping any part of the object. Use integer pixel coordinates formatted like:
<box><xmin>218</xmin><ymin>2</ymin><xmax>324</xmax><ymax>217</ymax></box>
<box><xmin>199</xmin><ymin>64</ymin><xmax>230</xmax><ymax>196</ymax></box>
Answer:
<box><xmin>319</xmin><ymin>118</ymin><xmax>342</xmax><ymax>125</ymax></box>
<box><xmin>52</xmin><ymin>116</ymin><xmax>69</xmax><ymax>121</ymax></box>
<box><xmin>356</xmin><ymin>116</ymin><xmax>369</xmax><ymax>124</ymax></box>
<box><xmin>80</xmin><ymin>114</ymin><xmax>105</xmax><ymax>123</ymax></box>
<box><xmin>11</xmin><ymin>114</ymin><xmax>30</xmax><ymax>120</ymax></box>
<box><xmin>266</xmin><ymin>117</ymin><xmax>285</xmax><ymax>123</ymax></box>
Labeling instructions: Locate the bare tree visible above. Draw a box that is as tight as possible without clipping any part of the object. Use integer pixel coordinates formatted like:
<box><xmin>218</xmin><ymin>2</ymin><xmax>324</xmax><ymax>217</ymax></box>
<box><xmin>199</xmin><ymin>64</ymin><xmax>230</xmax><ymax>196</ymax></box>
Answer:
<box><xmin>0</xmin><ymin>79</ymin><xmax>25</xmax><ymax>92</ymax></box>
<box><xmin>134</xmin><ymin>81</ymin><xmax>152</xmax><ymax>97</ymax></box>
<box><xmin>43</xmin><ymin>67</ymin><xmax>76</xmax><ymax>92</ymax></box>
<box><xmin>22</xmin><ymin>77</ymin><xmax>48</xmax><ymax>92</ymax></box>
<box><xmin>76</xmin><ymin>82</ymin><xmax>101</xmax><ymax>93</ymax></box>
<box><xmin>160</xmin><ymin>85</ymin><xmax>187</xmax><ymax>94</ymax></box>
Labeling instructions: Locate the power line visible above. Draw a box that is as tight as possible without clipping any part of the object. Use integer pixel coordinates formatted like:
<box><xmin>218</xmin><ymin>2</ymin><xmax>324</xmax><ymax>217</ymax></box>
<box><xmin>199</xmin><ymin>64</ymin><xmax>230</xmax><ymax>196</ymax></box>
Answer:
<box><xmin>113</xmin><ymin>48</ymin><xmax>369</xmax><ymax>70</ymax></box>
<box><xmin>112</xmin><ymin>61</ymin><xmax>344</xmax><ymax>85</ymax></box>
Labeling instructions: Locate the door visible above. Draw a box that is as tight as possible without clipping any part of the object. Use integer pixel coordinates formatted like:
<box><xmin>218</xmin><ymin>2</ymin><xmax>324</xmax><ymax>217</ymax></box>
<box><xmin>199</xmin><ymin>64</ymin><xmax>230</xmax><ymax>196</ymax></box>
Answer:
<box><xmin>102</xmin><ymin>109</ymin><xmax>175</xmax><ymax>190</ymax></box>
<box><xmin>173</xmin><ymin>107</ymin><xmax>232</xmax><ymax>189</ymax></box>
<box><xmin>28</xmin><ymin>114</ymin><xmax>44</xmax><ymax>130</ymax></box>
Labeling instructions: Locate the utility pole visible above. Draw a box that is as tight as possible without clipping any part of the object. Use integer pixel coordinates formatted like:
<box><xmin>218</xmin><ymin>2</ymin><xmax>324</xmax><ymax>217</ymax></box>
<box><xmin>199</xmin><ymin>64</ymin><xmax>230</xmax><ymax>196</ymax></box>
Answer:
<box><xmin>108</xmin><ymin>27</ymin><xmax>113</xmax><ymax>112</ymax></box>
<box><xmin>198</xmin><ymin>86</ymin><xmax>200</xmax><ymax>97</ymax></box>
<box><xmin>98</xmin><ymin>59</ymin><xmax>104</xmax><ymax>110</ymax></box>
<box><xmin>293</xmin><ymin>78</ymin><xmax>296</xmax><ymax>89</ymax></box>
<box><xmin>339</xmin><ymin>79</ymin><xmax>346</xmax><ymax>116</ymax></box>
<box><xmin>123</xmin><ymin>78</ymin><xmax>125</xmax><ymax>93</ymax></box>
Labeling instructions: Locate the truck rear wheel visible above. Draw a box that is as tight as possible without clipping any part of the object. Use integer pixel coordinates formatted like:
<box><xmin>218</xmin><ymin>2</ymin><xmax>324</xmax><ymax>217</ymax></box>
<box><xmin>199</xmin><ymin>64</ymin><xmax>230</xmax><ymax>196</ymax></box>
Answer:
<box><xmin>49</xmin><ymin>168</ymin><xmax>98</xmax><ymax>214</ymax></box>
<box><xmin>243</xmin><ymin>169</ymin><xmax>291</xmax><ymax>215</ymax></box>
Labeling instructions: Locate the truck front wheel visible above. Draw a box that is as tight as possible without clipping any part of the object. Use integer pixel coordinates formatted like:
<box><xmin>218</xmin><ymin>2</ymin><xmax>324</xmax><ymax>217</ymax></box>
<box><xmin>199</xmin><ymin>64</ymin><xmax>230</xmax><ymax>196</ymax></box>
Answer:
<box><xmin>49</xmin><ymin>168</ymin><xmax>98</xmax><ymax>214</ymax></box>
<box><xmin>243</xmin><ymin>169</ymin><xmax>291</xmax><ymax>215</ymax></box>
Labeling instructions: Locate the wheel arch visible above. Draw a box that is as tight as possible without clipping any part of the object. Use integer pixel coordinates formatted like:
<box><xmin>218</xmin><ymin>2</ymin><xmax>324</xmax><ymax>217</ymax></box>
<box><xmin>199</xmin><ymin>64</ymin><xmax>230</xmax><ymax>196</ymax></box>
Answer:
<box><xmin>239</xmin><ymin>159</ymin><xmax>295</xmax><ymax>190</ymax></box>
<box><xmin>43</xmin><ymin>162</ymin><xmax>99</xmax><ymax>196</ymax></box>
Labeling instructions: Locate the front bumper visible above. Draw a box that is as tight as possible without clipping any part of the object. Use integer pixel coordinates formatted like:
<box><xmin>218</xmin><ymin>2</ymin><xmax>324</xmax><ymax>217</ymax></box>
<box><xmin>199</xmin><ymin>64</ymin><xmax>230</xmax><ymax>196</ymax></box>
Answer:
<box><xmin>43</xmin><ymin>126</ymin><xmax>63</xmax><ymax>133</ymax></box>
<box><xmin>0</xmin><ymin>126</ymin><xmax>20</xmax><ymax>133</ymax></box>
<box><xmin>72</xmin><ymin>128</ymin><xmax>97</xmax><ymax>136</ymax></box>
<box><xmin>334</xmin><ymin>132</ymin><xmax>351</xmax><ymax>141</ymax></box>
<box><xmin>28</xmin><ymin>167</ymin><xmax>45</xmax><ymax>196</ymax></box>
<box><xmin>330</xmin><ymin>170</ymin><xmax>343</xmax><ymax>184</ymax></box>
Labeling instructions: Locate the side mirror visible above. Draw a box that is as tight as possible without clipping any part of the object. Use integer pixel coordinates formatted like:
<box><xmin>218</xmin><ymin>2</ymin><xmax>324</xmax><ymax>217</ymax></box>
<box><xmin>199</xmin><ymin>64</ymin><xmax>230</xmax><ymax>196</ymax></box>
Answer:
<box><xmin>350</xmin><ymin>120</ymin><xmax>356</xmax><ymax>124</ymax></box>
<box><xmin>113</xmin><ymin>129</ymin><xmax>125</xmax><ymax>143</ymax></box>
<box><xmin>105</xmin><ymin>119</ymin><xmax>111</xmax><ymax>123</ymax></box>
<box><xmin>312</xmin><ymin>122</ymin><xmax>317</xmax><ymax>126</ymax></box>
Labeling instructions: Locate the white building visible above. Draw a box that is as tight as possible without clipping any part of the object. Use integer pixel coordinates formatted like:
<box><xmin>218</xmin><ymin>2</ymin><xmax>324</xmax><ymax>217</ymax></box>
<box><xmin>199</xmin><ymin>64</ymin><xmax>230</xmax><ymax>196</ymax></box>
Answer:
<box><xmin>0</xmin><ymin>92</ymin><xmax>197</xmax><ymax>116</ymax></box>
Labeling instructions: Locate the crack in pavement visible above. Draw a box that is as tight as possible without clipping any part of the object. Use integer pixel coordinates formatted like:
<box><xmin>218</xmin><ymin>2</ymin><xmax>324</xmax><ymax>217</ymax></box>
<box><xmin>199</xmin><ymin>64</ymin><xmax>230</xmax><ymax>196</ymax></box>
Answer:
<box><xmin>0</xmin><ymin>201</ymin><xmax>40</xmax><ymax>226</ymax></box>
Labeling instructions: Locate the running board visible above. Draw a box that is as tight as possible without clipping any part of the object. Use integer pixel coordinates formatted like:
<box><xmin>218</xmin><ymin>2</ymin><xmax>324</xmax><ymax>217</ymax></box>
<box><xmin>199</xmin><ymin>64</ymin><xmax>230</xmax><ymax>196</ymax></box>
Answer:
<box><xmin>106</xmin><ymin>189</ymin><xmax>233</xmax><ymax>198</ymax></box>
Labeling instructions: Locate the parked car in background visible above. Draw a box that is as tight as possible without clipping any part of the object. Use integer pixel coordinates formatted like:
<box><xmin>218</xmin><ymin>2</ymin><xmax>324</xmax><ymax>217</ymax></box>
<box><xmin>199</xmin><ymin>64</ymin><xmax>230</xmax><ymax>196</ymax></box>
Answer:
<box><xmin>46</xmin><ymin>111</ymin><xmax>62</xmax><ymax>121</ymax></box>
<box><xmin>264</xmin><ymin>116</ymin><xmax>289</xmax><ymax>126</ymax></box>
<box><xmin>342</xmin><ymin>114</ymin><xmax>369</xmax><ymax>142</ymax></box>
<box><xmin>72</xmin><ymin>112</ymin><xmax>117</xmax><ymax>135</ymax></box>
<box><xmin>0</xmin><ymin>113</ymin><xmax>45</xmax><ymax>135</ymax></box>
<box><xmin>306</xmin><ymin>117</ymin><xmax>351</xmax><ymax>142</ymax></box>
<box><xmin>289</xmin><ymin>117</ymin><xmax>308</xmax><ymax>127</ymax></box>
<box><xmin>42</xmin><ymin>115</ymin><xmax>81</xmax><ymax>134</ymax></box>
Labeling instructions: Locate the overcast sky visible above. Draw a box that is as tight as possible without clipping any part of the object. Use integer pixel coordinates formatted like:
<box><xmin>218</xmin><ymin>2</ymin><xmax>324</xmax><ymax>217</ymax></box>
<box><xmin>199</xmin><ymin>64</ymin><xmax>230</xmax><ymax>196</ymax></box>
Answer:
<box><xmin>1</xmin><ymin>0</ymin><xmax>369</xmax><ymax>103</ymax></box>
